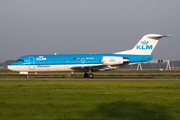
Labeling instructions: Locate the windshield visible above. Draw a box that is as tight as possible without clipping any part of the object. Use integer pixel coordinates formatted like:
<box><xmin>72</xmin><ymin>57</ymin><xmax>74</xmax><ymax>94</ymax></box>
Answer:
<box><xmin>16</xmin><ymin>59</ymin><xmax>25</xmax><ymax>62</ymax></box>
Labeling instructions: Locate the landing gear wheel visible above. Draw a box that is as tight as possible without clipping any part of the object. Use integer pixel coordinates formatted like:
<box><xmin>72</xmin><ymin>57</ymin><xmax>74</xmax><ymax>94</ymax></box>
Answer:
<box><xmin>88</xmin><ymin>73</ymin><xmax>94</xmax><ymax>78</ymax></box>
<box><xmin>83</xmin><ymin>72</ymin><xmax>89</xmax><ymax>78</ymax></box>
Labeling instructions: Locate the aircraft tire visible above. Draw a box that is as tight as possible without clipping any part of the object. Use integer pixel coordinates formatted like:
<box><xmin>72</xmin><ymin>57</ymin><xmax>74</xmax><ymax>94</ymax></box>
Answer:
<box><xmin>84</xmin><ymin>72</ymin><xmax>89</xmax><ymax>78</ymax></box>
<box><xmin>88</xmin><ymin>73</ymin><xmax>94</xmax><ymax>78</ymax></box>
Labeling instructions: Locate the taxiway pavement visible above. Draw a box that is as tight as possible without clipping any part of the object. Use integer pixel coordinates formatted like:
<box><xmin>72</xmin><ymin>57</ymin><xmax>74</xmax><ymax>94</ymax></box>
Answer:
<box><xmin>0</xmin><ymin>78</ymin><xmax>178</xmax><ymax>80</ymax></box>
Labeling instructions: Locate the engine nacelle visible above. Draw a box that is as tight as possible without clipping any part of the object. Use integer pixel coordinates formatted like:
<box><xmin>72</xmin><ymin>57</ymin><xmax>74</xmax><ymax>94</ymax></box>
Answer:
<box><xmin>102</xmin><ymin>56</ymin><xmax>128</xmax><ymax>65</ymax></box>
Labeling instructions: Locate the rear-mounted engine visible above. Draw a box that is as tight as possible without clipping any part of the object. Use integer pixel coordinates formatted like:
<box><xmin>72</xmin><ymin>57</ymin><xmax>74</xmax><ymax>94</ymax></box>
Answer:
<box><xmin>102</xmin><ymin>56</ymin><xmax>128</xmax><ymax>65</ymax></box>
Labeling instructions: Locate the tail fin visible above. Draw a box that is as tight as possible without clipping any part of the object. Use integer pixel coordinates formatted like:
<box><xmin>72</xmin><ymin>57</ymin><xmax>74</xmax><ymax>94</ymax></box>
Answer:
<box><xmin>115</xmin><ymin>34</ymin><xmax>172</xmax><ymax>55</ymax></box>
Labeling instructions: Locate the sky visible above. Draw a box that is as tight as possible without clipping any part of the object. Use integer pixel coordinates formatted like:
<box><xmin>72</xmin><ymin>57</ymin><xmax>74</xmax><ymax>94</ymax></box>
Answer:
<box><xmin>0</xmin><ymin>0</ymin><xmax>179</xmax><ymax>62</ymax></box>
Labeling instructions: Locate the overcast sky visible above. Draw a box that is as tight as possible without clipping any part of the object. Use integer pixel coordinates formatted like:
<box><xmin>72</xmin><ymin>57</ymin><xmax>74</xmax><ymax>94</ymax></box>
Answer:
<box><xmin>0</xmin><ymin>0</ymin><xmax>179</xmax><ymax>62</ymax></box>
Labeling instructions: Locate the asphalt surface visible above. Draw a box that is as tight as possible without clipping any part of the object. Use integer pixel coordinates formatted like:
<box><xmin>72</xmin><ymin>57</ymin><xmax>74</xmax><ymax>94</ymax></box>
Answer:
<box><xmin>0</xmin><ymin>78</ymin><xmax>178</xmax><ymax>80</ymax></box>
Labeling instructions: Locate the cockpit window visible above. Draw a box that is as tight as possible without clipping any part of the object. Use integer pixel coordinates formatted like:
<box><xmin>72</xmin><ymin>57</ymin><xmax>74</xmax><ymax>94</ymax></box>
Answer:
<box><xmin>17</xmin><ymin>59</ymin><xmax>25</xmax><ymax>62</ymax></box>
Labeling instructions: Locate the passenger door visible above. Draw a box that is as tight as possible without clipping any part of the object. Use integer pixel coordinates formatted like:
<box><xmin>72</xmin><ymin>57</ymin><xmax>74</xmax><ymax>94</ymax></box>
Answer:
<box><xmin>29</xmin><ymin>57</ymin><xmax>35</xmax><ymax>70</ymax></box>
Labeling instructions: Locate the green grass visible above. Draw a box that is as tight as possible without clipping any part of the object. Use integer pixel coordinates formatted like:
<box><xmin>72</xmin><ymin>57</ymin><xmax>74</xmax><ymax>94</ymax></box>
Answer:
<box><xmin>0</xmin><ymin>80</ymin><xmax>180</xmax><ymax>120</ymax></box>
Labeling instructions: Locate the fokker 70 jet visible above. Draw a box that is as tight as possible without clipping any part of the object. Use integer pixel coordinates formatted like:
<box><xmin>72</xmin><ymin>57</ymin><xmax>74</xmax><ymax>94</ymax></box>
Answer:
<box><xmin>8</xmin><ymin>34</ymin><xmax>171</xmax><ymax>78</ymax></box>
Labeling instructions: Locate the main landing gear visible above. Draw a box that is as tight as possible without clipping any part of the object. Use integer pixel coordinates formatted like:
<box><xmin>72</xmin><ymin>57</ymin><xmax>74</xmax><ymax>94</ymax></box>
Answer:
<box><xmin>83</xmin><ymin>72</ymin><xmax>94</xmax><ymax>78</ymax></box>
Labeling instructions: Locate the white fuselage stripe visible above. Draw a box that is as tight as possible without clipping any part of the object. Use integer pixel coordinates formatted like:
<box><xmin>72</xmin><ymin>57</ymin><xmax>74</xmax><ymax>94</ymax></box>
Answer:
<box><xmin>8</xmin><ymin>64</ymin><xmax>102</xmax><ymax>72</ymax></box>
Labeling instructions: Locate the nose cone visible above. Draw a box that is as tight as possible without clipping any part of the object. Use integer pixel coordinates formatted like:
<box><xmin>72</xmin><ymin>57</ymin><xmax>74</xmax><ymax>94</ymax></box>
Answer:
<box><xmin>8</xmin><ymin>64</ymin><xmax>18</xmax><ymax>71</ymax></box>
<box><xmin>7</xmin><ymin>65</ymin><xmax>14</xmax><ymax>71</ymax></box>
<box><xmin>8</xmin><ymin>65</ymin><xmax>22</xmax><ymax>72</ymax></box>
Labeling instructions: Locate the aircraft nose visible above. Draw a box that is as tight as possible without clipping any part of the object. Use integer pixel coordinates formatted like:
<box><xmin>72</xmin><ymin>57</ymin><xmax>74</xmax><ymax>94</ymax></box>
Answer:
<box><xmin>7</xmin><ymin>65</ymin><xmax>14</xmax><ymax>71</ymax></box>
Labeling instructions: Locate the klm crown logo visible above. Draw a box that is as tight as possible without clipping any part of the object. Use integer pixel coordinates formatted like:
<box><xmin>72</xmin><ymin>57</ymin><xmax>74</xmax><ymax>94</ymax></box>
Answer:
<box><xmin>36</xmin><ymin>56</ymin><xmax>47</xmax><ymax>60</ymax></box>
<box><xmin>109</xmin><ymin>58</ymin><xmax>115</xmax><ymax>62</ymax></box>
<box><xmin>136</xmin><ymin>40</ymin><xmax>153</xmax><ymax>50</ymax></box>
<box><xmin>141</xmin><ymin>40</ymin><xmax>149</xmax><ymax>45</ymax></box>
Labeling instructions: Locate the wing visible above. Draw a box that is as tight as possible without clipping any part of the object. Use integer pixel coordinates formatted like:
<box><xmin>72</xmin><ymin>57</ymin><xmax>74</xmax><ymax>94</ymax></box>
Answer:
<box><xmin>69</xmin><ymin>63</ymin><xmax>131</xmax><ymax>72</ymax></box>
<box><xmin>69</xmin><ymin>64</ymin><xmax>108</xmax><ymax>72</ymax></box>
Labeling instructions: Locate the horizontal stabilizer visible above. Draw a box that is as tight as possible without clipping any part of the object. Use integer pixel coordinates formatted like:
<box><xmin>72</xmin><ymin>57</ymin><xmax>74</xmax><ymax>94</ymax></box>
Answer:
<box><xmin>147</xmin><ymin>35</ymin><xmax>172</xmax><ymax>39</ymax></box>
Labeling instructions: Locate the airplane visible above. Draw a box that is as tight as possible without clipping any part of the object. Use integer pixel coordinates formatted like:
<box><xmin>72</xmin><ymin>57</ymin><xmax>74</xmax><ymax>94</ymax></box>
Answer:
<box><xmin>8</xmin><ymin>34</ymin><xmax>172</xmax><ymax>78</ymax></box>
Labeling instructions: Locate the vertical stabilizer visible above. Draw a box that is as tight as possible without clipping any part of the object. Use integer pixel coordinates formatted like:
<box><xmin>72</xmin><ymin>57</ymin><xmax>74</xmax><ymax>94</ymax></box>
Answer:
<box><xmin>115</xmin><ymin>34</ymin><xmax>172</xmax><ymax>55</ymax></box>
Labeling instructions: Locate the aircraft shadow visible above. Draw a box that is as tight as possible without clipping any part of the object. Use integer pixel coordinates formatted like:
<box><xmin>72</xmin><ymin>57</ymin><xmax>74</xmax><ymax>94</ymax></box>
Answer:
<box><xmin>81</xmin><ymin>101</ymin><xmax>172</xmax><ymax>120</ymax></box>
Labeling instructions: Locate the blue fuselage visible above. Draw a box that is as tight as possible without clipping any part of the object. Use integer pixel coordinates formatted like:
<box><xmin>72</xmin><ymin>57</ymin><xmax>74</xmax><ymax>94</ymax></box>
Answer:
<box><xmin>9</xmin><ymin>53</ymin><xmax>153</xmax><ymax>66</ymax></box>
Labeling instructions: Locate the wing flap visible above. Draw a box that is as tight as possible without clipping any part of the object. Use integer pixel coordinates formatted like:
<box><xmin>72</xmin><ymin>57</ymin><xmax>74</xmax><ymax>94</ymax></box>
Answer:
<box><xmin>69</xmin><ymin>64</ymin><xmax>107</xmax><ymax>72</ymax></box>
<box><xmin>69</xmin><ymin>64</ymin><xmax>106</xmax><ymax>69</ymax></box>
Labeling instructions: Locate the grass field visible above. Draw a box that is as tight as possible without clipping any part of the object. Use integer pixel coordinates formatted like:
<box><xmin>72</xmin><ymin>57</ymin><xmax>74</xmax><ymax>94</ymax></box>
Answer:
<box><xmin>0</xmin><ymin>80</ymin><xmax>180</xmax><ymax>120</ymax></box>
